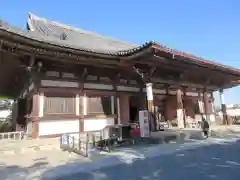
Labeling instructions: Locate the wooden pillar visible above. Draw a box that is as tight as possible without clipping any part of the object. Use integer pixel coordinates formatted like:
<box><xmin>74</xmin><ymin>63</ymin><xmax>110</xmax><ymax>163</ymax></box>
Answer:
<box><xmin>210</xmin><ymin>92</ymin><xmax>217</xmax><ymax>123</ymax></box>
<box><xmin>117</xmin><ymin>96</ymin><xmax>121</xmax><ymax>124</ymax></box>
<box><xmin>76</xmin><ymin>93</ymin><xmax>82</xmax><ymax>134</ymax></box>
<box><xmin>219</xmin><ymin>89</ymin><xmax>228</xmax><ymax>125</ymax></box>
<box><xmin>146</xmin><ymin>83</ymin><xmax>155</xmax><ymax>131</ymax></box>
<box><xmin>182</xmin><ymin>88</ymin><xmax>187</xmax><ymax>128</ymax></box>
<box><xmin>119</xmin><ymin>94</ymin><xmax>130</xmax><ymax>124</ymax></box>
<box><xmin>176</xmin><ymin>89</ymin><xmax>184</xmax><ymax>128</ymax></box>
<box><xmin>39</xmin><ymin>92</ymin><xmax>44</xmax><ymax>117</ymax></box>
<box><xmin>203</xmin><ymin>89</ymin><xmax>210</xmax><ymax>122</ymax></box>
<box><xmin>31</xmin><ymin>92</ymin><xmax>43</xmax><ymax>139</ymax></box>
<box><xmin>79</xmin><ymin>93</ymin><xmax>87</xmax><ymax>132</ymax></box>
<box><xmin>113</xmin><ymin>96</ymin><xmax>119</xmax><ymax>125</ymax></box>
<box><xmin>197</xmin><ymin>90</ymin><xmax>204</xmax><ymax>116</ymax></box>
<box><xmin>76</xmin><ymin>94</ymin><xmax>80</xmax><ymax>116</ymax></box>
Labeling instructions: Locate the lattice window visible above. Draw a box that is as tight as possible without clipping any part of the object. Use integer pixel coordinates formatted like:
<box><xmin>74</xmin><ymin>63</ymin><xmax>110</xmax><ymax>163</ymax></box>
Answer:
<box><xmin>87</xmin><ymin>96</ymin><xmax>112</xmax><ymax>115</ymax></box>
<box><xmin>44</xmin><ymin>95</ymin><xmax>76</xmax><ymax>114</ymax></box>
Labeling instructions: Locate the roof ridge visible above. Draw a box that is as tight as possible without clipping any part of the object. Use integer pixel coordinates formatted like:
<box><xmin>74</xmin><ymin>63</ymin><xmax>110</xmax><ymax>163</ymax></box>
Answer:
<box><xmin>28</xmin><ymin>12</ymin><xmax>136</xmax><ymax>47</ymax></box>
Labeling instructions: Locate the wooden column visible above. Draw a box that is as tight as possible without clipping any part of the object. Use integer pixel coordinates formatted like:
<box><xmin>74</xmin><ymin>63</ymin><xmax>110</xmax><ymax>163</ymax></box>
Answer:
<box><xmin>182</xmin><ymin>88</ymin><xmax>187</xmax><ymax>128</ymax></box>
<box><xmin>112</xmin><ymin>81</ymin><xmax>118</xmax><ymax>125</ymax></box>
<box><xmin>79</xmin><ymin>93</ymin><xmax>87</xmax><ymax>132</ymax></box>
<box><xmin>32</xmin><ymin>93</ymin><xmax>41</xmax><ymax>139</ymax></box>
<box><xmin>117</xmin><ymin>96</ymin><xmax>121</xmax><ymax>124</ymax></box>
<box><xmin>219</xmin><ymin>89</ymin><xmax>228</xmax><ymax>125</ymax></box>
<box><xmin>119</xmin><ymin>94</ymin><xmax>130</xmax><ymax>124</ymax></box>
<box><xmin>76</xmin><ymin>93</ymin><xmax>82</xmax><ymax>133</ymax></box>
<box><xmin>76</xmin><ymin>94</ymin><xmax>80</xmax><ymax>116</ymax></box>
<box><xmin>203</xmin><ymin>89</ymin><xmax>210</xmax><ymax>122</ymax></box>
<box><xmin>39</xmin><ymin>92</ymin><xmax>44</xmax><ymax>117</ymax></box>
<box><xmin>112</xmin><ymin>95</ymin><xmax>118</xmax><ymax>125</ymax></box>
<box><xmin>197</xmin><ymin>90</ymin><xmax>204</xmax><ymax>116</ymax></box>
<box><xmin>176</xmin><ymin>89</ymin><xmax>184</xmax><ymax>128</ymax></box>
<box><xmin>146</xmin><ymin>83</ymin><xmax>155</xmax><ymax>131</ymax></box>
<box><xmin>210</xmin><ymin>92</ymin><xmax>217</xmax><ymax>123</ymax></box>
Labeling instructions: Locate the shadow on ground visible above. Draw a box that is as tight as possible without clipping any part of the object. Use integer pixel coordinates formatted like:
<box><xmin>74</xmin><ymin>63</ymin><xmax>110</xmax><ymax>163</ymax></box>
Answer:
<box><xmin>0</xmin><ymin>159</ymin><xmax>49</xmax><ymax>180</ymax></box>
<box><xmin>1</xmin><ymin>138</ymin><xmax>240</xmax><ymax>180</ymax></box>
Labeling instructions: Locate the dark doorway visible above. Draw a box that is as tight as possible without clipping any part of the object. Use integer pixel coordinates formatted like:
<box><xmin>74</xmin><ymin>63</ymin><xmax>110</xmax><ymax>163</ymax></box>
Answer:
<box><xmin>129</xmin><ymin>95</ymin><xmax>141</xmax><ymax>123</ymax></box>
<box><xmin>17</xmin><ymin>98</ymin><xmax>28</xmax><ymax>128</ymax></box>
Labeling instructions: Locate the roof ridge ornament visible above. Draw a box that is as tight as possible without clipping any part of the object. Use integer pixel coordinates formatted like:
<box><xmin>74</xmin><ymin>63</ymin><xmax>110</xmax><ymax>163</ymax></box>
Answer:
<box><xmin>28</xmin><ymin>12</ymin><xmax>42</xmax><ymax>21</ymax></box>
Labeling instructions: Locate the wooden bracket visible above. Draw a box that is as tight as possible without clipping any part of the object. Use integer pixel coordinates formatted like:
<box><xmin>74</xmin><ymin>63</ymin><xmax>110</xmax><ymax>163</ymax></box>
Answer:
<box><xmin>81</xmin><ymin>68</ymin><xmax>88</xmax><ymax>80</ymax></box>
<box><xmin>132</xmin><ymin>66</ymin><xmax>150</xmax><ymax>83</ymax></box>
<box><xmin>149</xmin><ymin>67</ymin><xmax>156</xmax><ymax>77</ymax></box>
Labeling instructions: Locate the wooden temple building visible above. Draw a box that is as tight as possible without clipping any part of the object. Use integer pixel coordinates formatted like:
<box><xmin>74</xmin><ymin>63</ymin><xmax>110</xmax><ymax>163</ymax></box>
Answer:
<box><xmin>0</xmin><ymin>13</ymin><xmax>239</xmax><ymax>138</ymax></box>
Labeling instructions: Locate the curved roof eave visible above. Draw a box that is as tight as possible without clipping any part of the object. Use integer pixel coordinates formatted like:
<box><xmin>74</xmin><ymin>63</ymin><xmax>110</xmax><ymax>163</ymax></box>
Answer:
<box><xmin>1</xmin><ymin>19</ymin><xmax>240</xmax><ymax>77</ymax></box>
<box><xmin>1</xmin><ymin>20</ymin><xmax>155</xmax><ymax>59</ymax></box>
<box><xmin>152</xmin><ymin>44</ymin><xmax>240</xmax><ymax>76</ymax></box>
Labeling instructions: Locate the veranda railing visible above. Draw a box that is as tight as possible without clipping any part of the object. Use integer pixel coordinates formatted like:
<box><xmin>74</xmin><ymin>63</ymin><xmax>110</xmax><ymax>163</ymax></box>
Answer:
<box><xmin>0</xmin><ymin>131</ymin><xmax>25</xmax><ymax>141</ymax></box>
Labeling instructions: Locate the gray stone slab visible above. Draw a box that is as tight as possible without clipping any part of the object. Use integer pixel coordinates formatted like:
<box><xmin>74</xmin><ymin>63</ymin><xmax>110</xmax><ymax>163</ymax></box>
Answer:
<box><xmin>56</xmin><ymin>135</ymin><xmax>240</xmax><ymax>180</ymax></box>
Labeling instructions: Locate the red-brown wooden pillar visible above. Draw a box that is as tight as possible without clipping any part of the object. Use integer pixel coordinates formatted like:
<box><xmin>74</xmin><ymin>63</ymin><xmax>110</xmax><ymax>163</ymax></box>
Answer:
<box><xmin>32</xmin><ymin>92</ymin><xmax>43</xmax><ymax>139</ymax></box>
<box><xmin>203</xmin><ymin>90</ymin><xmax>210</xmax><ymax>122</ymax></box>
<box><xmin>79</xmin><ymin>93</ymin><xmax>87</xmax><ymax>132</ymax></box>
<box><xmin>31</xmin><ymin>93</ymin><xmax>40</xmax><ymax>139</ymax></box>
<box><xmin>176</xmin><ymin>89</ymin><xmax>184</xmax><ymax>128</ymax></box>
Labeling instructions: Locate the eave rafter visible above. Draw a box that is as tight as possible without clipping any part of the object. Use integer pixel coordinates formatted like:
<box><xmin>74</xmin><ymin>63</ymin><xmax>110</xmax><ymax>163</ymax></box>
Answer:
<box><xmin>0</xmin><ymin>38</ymin><xmax>239</xmax><ymax>92</ymax></box>
<box><xmin>0</xmin><ymin>40</ymin><xmax>2</xmax><ymax>65</ymax></box>
<box><xmin>1</xmin><ymin>40</ymin><xmax>123</xmax><ymax>68</ymax></box>
<box><xmin>0</xmin><ymin>40</ymin><xmax>3</xmax><ymax>50</ymax></box>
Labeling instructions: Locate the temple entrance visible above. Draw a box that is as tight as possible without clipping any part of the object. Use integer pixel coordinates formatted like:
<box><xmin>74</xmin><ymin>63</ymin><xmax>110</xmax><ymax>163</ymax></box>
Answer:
<box><xmin>153</xmin><ymin>95</ymin><xmax>168</xmax><ymax>130</ymax></box>
<box><xmin>129</xmin><ymin>95</ymin><xmax>146</xmax><ymax>123</ymax></box>
<box><xmin>129</xmin><ymin>96</ymin><xmax>139</xmax><ymax>123</ymax></box>
<box><xmin>15</xmin><ymin>98</ymin><xmax>28</xmax><ymax>131</ymax></box>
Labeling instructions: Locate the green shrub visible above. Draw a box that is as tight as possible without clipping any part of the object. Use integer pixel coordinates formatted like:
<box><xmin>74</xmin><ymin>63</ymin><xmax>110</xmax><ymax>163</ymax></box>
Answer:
<box><xmin>0</xmin><ymin>122</ymin><xmax>13</xmax><ymax>132</ymax></box>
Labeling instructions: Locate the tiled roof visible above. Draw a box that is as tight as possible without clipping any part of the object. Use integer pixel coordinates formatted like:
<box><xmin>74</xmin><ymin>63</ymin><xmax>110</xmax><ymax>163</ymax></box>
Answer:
<box><xmin>27</xmin><ymin>13</ymin><xmax>138</xmax><ymax>53</ymax></box>
<box><xmin>0</xmin><ymin>13</ymin><xmax>240</xmax><ymax>76</ymax></box>
<box><xmin>0</xmin><ymin>15</ymin><xmax>153</xmax><ymax>57</ymax></box>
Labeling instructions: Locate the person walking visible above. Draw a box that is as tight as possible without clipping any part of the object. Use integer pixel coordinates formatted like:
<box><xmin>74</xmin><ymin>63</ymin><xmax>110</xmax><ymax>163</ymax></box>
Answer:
<box><xmin>201</xmin><ymin>116</ymin><xmax>210</xmax><ymax>138</ymax></box>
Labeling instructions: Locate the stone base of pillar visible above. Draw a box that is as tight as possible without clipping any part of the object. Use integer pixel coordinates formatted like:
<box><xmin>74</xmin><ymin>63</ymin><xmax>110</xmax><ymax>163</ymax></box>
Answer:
<box><xmin>209</xmin><ymin>114</ymin><xmax>216</xmax><ymax>124</ymax></box>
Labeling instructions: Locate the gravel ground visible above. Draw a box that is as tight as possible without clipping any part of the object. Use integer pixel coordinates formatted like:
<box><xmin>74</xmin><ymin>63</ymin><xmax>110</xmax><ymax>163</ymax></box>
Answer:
<box><xmin>1</xmin><ymin>134</ymin><xmax>240</xmax><ymax>180</ymax></box>
<box><xmin>56</xmin><ymin>135</ymin><xmax>240</xmax><ymax>180</ymax></box>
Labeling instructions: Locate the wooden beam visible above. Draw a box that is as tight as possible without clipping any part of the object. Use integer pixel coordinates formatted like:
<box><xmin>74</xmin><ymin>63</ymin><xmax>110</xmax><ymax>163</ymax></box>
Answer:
<box><xmin>1</xmin><ymin>46</ymin><xmax>121</xmax><ymax>69</ymax></box>
<box><xmin>149</xmin><ymin>67</ymin><xmax>157</xmax><ymax>77</ymax></box>
<box><xmin>153</xmin><ymin>54</ymin><xmax>194</xmax><ymax>71</ymax></box>
<box><xmin>3</xmin><ymin>41</ymin><xmax>121</xmax><ymax>65</ymax></box>
<box><xmin>0</xmin><ymin>40</ymin><xmax>2</xmax><ymax>65</ymax></box>
<box><xmin>29</xmin><ymin>55</ymin><xmax>35</xmax><ymax>67</ymax></box>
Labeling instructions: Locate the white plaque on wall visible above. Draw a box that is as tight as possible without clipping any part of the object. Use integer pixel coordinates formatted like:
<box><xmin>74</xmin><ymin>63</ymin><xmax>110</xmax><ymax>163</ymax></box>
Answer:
<box><xmin>139</xmin><ymin>110</ymin><xmax>150</xmax><ymax>137</ymax></box>
<box><xmin>146</xmin><ymin>83</ymin><xmax>153</xmax><ymax>101</ymax></box>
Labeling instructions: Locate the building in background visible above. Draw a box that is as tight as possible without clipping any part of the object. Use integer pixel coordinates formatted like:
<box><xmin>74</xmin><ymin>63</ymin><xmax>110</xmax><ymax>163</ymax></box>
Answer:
<box><xmin>0</xmin><ymin>100</ymin><xmax>13</xmax><ymax>121</ymax></box>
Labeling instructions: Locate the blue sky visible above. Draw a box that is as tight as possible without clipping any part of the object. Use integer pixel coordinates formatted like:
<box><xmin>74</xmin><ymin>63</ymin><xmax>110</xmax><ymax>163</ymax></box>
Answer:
<box><xmin>1</xmin><ymin>0</ymin><xmax>240</xmax><ymax>105</ymax></box>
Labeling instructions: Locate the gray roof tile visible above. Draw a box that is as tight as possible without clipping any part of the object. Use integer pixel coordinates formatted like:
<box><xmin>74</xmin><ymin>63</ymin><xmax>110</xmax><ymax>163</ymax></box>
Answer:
<box><xmin>27</xmin><ymin>13</ymin><xmax>137</xmax><ymax>53</ymax></box>
<box><xmin>1</xmin><ymin>16</ymin><xmax>153</xmax><ymax>56</ymax></box>
<box><xmin>0</xmin><ymin>14</ymin><xmax>240</xmax><ymax>76</ymax></box>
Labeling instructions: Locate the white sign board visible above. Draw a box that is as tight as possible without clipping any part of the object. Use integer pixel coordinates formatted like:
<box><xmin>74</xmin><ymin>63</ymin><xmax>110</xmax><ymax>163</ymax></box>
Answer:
<box><xmin>146</xmin><ymin>83</ymin><xmax>153</xmax><ymax>101</ymax></box>
<box><xmin>139</xmin><ymin>110</ymin><xmax>150</xmax><ymax>137</ymax></box>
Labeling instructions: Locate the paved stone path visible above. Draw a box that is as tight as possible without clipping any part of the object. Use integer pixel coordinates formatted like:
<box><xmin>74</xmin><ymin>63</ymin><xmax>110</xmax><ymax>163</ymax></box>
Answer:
<box><xmin>56</xmin><ymin>135</ymin><xmax>240</xmax><ymax>180</ymax></box>
<box><xmin>1</xmin><ymin>134</ymin><xmax>240</xmax><ymax>180</ymax></box>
